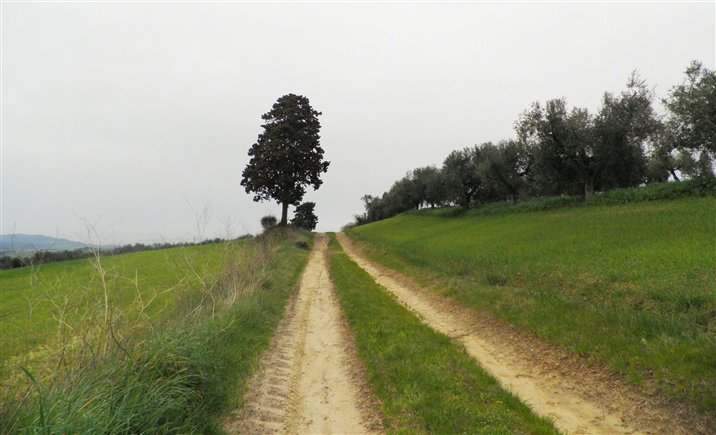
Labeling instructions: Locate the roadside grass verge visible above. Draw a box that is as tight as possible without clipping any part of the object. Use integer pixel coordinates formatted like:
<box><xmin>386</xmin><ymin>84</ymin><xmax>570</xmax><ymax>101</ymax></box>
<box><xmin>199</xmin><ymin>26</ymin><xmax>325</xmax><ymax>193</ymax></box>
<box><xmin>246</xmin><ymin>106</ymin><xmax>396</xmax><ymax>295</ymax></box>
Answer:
<box><xmin>347</xmin><ymin>197</ymin><xmax>716</xmax><ymax>417</ymax></box>
<box><xmin>327</xmin><ymin>235</ymin><xmax>558</xmax><ymax>434</ymax></box>
<box><xmin>0</xmin><ymin>229</ymin><xmax>312</xmax><ymax>433</ymax></box>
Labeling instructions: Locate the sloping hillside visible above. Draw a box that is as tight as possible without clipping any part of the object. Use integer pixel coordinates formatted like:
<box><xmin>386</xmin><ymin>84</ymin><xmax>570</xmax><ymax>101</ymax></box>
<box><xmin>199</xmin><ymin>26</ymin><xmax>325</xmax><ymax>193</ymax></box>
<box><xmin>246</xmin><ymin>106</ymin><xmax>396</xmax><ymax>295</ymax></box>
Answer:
<box><xmin>347</xmin><ymin>197</ymin><xmax>716</xmax><ymax>417</ymax></box>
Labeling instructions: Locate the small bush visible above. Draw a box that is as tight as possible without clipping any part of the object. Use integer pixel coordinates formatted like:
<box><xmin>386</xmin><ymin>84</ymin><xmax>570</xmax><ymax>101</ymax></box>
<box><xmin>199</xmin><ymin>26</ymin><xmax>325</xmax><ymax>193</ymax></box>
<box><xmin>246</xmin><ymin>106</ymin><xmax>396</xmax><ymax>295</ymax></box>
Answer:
<box><xmin>260</xmin><ymin>215</ymin><xmax>277</xmax><ymax>231</ymax></box>
<box><xmin>290</xmin><ymin>202</ymin><xmax>318</xmax><ymax>231</ymax></box>
<box><xmin>600</xmin><ymin>177</ymin><xmax>716</xmax><ymax>203</ymax></box>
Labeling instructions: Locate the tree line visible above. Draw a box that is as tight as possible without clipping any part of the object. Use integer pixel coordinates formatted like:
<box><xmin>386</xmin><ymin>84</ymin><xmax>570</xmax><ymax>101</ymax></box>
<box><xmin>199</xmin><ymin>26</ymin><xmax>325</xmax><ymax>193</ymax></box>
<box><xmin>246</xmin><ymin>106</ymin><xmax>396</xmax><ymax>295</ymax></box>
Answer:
<box><xmin>0</xmin><ymin>236</ymin><xmax>252</xmax><ymax>270</ymax></box>
<box><xmin>355</xmin><ymin>61</ymin><xmax>715</xmax><ymax>225</ymax></box>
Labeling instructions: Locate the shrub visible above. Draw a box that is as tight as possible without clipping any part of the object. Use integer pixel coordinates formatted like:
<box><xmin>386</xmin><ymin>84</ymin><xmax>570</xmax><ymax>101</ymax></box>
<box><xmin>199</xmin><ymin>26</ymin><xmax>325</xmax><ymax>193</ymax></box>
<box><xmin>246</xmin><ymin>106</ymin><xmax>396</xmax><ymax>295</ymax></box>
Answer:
<box><xmin>290</xmin><ymin>202</ymin><xmax>318</xmax><ymax>231</ymax></box>
<box><xmin>260</xmin><ymin>215</ymin><xmax>278</xmax><ymax>231</ymax></box>
<box><xmin>409</xmin><ymin>178</ymin><xmax>716</xmax><ymax>219</ymax></box>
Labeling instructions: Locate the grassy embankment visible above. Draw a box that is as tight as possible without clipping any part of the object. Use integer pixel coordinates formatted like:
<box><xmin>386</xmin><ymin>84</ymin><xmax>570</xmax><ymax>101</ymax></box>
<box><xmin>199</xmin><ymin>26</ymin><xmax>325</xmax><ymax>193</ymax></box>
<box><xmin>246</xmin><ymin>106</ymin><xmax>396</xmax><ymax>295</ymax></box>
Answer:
<box><xmin>347</xmin><ymin>183</ymin><xmax>716</xmax><ymax>416</ymax></box>
<box><xmin>0</xmin><ymin>229</ymin><xmax>312</xmax><ymax>433</ymax></box>
<box><xmin>328</xmin><ymin>235</ymin><xmax>558</xmax><ymax>434</ymax></box>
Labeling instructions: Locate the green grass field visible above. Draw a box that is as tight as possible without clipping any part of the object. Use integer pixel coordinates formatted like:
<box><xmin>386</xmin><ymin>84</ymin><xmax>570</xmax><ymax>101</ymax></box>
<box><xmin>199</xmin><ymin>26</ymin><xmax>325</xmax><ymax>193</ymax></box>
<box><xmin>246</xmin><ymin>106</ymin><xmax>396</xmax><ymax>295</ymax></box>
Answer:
<box><xmin>1</xmin><ymin>242</ymin><xmax>238</xmax><ymax>383</ymax></box>
<box><xmin>328</xmin><ymin>235</ymin><xmax>558</xmax><ymax>434</ymax></box>
<box><xmin>1</xmin><ymin>230</ymin><xmax>313</xmax><ymax>432</ymax></box>
<box><xmin>347</xmin><ymin>197</ymin><xmax>716</xmax><ymax>415</ymax></box>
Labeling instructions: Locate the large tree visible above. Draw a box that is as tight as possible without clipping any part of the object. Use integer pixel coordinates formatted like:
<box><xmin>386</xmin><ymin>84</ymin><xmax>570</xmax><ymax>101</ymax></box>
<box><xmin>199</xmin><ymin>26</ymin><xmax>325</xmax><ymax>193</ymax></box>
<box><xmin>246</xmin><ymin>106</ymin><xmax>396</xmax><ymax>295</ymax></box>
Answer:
<box><xmin>593</xmin><ymin>73</ymin><xmax>659</xmax><ymax>189</ymax></box>
<box><xmin>241</xmin><ymin>94</ymin><xmax>330</xmax><ymax>225</ymax></box>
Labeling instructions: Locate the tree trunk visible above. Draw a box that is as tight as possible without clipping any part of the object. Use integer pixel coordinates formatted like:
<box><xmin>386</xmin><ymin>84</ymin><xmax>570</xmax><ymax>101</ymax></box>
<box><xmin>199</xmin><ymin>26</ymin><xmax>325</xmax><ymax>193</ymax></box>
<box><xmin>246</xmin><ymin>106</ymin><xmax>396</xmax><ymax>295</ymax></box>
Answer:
<box><xmin>670</xmin><ymin>169</ymin><xmax>680</xmax><ymax>182</ymax></box>
<box><xmin>280</xmin><ymin>202</ymin><xmax>289</xmax><ymax>226</ymax></box>
<box><xmin>584</xmin><ymin>178</ymin><xmax>595</xmax><ymax>199</ymax></box>
<box><xmin>462</xmin><ymin>189</ymin><xmax>474</xmax><ymax>211</ymax></box>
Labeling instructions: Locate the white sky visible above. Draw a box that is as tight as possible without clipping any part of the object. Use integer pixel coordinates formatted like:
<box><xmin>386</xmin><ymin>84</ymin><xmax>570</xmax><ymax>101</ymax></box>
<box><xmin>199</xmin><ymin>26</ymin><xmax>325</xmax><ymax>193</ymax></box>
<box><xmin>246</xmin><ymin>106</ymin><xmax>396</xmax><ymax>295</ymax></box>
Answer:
<box><xmin>2</xmin><ymin>1</ymin><xmax>714</xmax><ymax>244</ymax></box>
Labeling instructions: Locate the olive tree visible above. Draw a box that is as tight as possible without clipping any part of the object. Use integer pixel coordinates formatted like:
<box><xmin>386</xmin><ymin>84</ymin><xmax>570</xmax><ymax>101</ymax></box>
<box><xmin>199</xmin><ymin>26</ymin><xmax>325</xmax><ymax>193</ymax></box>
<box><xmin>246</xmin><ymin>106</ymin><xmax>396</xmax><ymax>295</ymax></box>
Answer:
<box><xmin>442</xmin><ymin>146</ymin><xmax>484</xmax><ymax>210</ymax></box>
<box><xmin>664</xmin><ymin>61</ymin><xmax>716</xmax><ymax>158</ymax></box>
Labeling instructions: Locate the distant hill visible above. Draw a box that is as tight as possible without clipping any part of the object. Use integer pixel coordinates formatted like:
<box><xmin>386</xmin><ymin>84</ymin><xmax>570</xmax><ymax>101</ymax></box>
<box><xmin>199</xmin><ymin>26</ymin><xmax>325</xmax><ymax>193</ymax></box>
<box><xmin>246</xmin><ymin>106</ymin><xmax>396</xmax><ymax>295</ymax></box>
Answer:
<box><xmin>0</xmin><ymin>234</ymin><xmax>88</xmax><ymax>254</ymax></box>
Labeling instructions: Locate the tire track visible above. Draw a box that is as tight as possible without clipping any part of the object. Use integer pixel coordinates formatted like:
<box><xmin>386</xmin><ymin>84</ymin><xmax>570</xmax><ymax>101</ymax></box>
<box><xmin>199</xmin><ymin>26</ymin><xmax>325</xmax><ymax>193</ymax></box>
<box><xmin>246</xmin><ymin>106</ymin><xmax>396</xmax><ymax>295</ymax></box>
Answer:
<box><xmin>225</xmin><ymin>234</ymin><xmax>380</xmax><ymax>434</ymax></box>
<box><xmin>337</xmin><ymin>232</ymin><xmax>707</xmax><ymax>435</ymax></box>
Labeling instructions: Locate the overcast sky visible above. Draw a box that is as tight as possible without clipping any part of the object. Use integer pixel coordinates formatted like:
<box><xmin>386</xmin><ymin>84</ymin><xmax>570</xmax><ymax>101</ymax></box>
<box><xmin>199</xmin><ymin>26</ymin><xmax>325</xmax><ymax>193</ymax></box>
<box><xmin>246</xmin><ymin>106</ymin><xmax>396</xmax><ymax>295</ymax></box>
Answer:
<box><xmin>2</xmin><ymin>1</ymin><xmax>714</xmax><ymax>244</ymax></box>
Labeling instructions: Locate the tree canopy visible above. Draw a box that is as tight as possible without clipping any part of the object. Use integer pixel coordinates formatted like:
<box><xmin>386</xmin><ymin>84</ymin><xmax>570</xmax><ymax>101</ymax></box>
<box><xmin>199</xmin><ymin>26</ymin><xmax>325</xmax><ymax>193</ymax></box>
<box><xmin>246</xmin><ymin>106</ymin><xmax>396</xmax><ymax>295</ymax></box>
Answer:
<box><xmin>353</xmin><ymin>60</ymin><xmax>713</xmax><ymax>226</ymax></box>
<box><xmin>443</xmin><ymin>147</ymin><xmax>485</xmax><ymax>210</ymax></box>
<box><xmin>664</xmin><ymin>61</ymin><xmax>716</xmax><ymax>157</ymax></box>
<box><xmin>241</xmin><ymin>94</ymin><xmax>329</xmax><ymax>225</ymax></box>
<box><xmin>516</xmin><ymin>75</ymin><xmax>659</xmax><ymax>198</ymax></box>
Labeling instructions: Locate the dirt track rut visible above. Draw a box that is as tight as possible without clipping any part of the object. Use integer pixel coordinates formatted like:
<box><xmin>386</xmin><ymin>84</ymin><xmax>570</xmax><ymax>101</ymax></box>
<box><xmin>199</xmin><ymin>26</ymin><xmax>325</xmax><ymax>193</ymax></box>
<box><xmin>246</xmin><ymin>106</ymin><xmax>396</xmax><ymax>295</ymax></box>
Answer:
<box><xmin>225</xmin><ymin>235</ymin><xmax>379</xmax><ymax>434</ymax></box>
<box><xmin>337</xmin><ymin>232</ymin><xmax>705</xmax><ymax>435</ymax></box>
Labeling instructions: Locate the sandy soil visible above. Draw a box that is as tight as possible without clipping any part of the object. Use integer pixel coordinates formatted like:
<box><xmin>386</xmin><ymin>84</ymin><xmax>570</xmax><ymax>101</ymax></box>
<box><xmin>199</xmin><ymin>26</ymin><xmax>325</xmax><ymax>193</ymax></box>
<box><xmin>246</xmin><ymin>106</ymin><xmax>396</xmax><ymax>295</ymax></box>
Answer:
<box><xmin>337</xmin><ymin>232</ymin><xmax>709</xmax><ymax>435</ymax></box>
<box><xmin>224</xmin><ymin>235</ymin><xmax>381</xmax><ymax>434</ymax></box>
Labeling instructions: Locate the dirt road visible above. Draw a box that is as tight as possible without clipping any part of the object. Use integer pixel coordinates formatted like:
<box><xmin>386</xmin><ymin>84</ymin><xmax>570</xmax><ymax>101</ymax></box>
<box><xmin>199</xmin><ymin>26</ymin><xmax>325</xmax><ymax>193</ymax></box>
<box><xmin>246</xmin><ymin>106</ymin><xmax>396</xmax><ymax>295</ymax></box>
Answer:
<box><xmin>225</xmin><ymin>235</ymin><xmax>380</xmax><ymax>434</ymax></box>
<box><xmin>337</xmin><ymin>232</ymin><xmax>704</xmax><ymax>435</ymax></box>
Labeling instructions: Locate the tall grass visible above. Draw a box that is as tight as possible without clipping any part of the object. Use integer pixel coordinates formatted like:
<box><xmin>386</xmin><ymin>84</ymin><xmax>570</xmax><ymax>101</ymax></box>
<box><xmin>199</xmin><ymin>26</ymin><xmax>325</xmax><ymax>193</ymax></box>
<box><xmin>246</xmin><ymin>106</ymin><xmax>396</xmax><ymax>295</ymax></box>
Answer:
<box><xmin>0</xmin><ymin>229</ymin><xmax>312</xmax><ymax>433</ymax></box>
<box><xmin>1</xmin><ymin>243</ymin><xmax>231</xmax><ymax>380</ymax></box>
